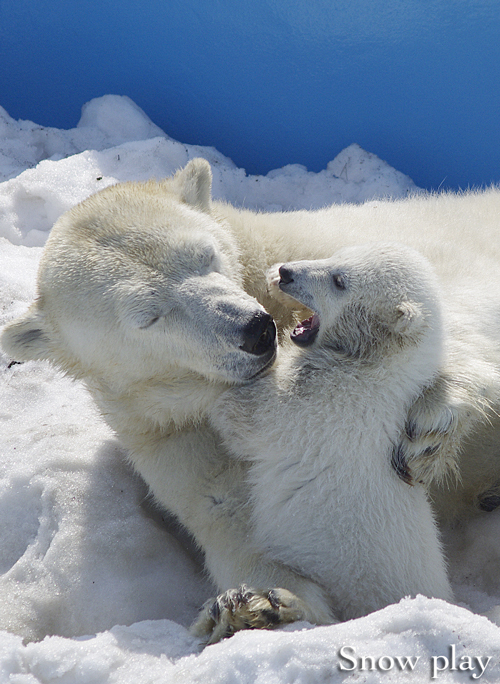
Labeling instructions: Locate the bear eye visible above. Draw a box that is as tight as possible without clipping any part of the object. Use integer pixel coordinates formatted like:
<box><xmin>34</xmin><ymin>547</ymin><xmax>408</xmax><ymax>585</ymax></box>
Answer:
<box><xmin>332</xmin><ymin>273</ymin><xmax>347</xmax><ymax>291</ymax></box>
<box><xmin>139</xmin><ymin>315</ymin><xmax>160</xmax><ymax>330</ymax></box>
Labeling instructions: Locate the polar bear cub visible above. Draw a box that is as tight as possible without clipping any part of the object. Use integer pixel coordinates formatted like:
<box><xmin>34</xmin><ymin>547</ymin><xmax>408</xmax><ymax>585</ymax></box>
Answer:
<box><xmin>211</xmin><ymin>241</ymin><xmax>453</xmax><ymax>622</ymax></box>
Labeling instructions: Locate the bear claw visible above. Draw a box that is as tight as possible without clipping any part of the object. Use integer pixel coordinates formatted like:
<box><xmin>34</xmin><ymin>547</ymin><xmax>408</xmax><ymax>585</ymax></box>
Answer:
<box><xmin>190</xmin><ymin>585</ymin><xmax>311</xmax><ymax>645</ymax></box>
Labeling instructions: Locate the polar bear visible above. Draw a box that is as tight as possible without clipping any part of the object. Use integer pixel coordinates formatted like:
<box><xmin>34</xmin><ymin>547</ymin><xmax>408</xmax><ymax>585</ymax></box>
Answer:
<box><xmin>198</xmin><ymin>243</ymin><xmax>452</xmax><ymax>639</ymax></box>
<box><xmin>1</xmin><ymin>159</ymin><xmax>500</xmax><ymax>641</ymax></box>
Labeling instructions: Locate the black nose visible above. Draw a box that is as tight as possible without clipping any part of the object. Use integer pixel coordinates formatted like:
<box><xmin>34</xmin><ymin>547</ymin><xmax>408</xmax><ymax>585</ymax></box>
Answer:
<box><xmin>240</xmin><ymin>312</ymin><xmax>277</xmax><ymax>356</ymax></box>
<box><xmin>279</xmin><ymin>265</ymin><xmax>294</xmax><ymax>285</ymax></box>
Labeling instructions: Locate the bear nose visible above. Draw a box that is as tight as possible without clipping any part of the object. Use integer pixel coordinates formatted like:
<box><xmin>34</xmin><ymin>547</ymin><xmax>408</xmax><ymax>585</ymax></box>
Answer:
<box><xmin>279</xmin><ymin>265</ymin><xmax>294</xmax><ymax>285</ymax></box>
<box><xmin>240</xmin><ymin>312</ymin><xmax>277</xmax><ymax>356</ymax></box>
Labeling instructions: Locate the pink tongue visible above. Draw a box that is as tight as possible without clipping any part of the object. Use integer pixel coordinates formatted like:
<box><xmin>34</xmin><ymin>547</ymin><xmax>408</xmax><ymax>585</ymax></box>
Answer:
<box><xmin>291</xmin><ymin>314</ymin><xmax>320</xmax><ymax>345</ymax></box>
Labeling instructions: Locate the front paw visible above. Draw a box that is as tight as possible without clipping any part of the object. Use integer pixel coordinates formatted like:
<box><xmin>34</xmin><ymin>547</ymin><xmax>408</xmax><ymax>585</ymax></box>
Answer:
<box><xmin>392</xmin><ymin>386</ymin><xmax>462</xmax><ymax>488</ymax></box>
<box><xmin>190</xmin><ymin>585</ymin><xmax>311</xmax><ymax>644</ymax></box>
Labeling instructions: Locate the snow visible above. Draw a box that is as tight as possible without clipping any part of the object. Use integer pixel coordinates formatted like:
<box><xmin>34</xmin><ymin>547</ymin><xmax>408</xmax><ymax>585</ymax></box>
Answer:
<box><xmin>0</xmin><ymin>94</ymin><xmax>499</xmax><ymax>683</ymax></box>
<box><xmin>0</xmin><ymin>95</ymin><xmax>418</xmax><ymax>247</ymax></box>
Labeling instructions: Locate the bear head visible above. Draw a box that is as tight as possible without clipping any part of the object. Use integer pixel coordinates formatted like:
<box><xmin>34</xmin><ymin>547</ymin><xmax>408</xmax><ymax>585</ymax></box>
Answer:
<box><xmin>1</xmin><ymin>159</ymin><xmax>277</xmax><ymax>389</ymax></box>
<box><xmin>274</xmin><ymin>242</ymin><xmax>443</xmax><ymax>362</ymax></box>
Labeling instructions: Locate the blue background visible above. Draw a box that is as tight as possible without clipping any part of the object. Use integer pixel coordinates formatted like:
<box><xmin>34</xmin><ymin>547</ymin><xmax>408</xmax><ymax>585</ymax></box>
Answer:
<box><xmin>1</xmin><ymin>0</ymin><xmax>499</xmax><ymax>190</ymax></box>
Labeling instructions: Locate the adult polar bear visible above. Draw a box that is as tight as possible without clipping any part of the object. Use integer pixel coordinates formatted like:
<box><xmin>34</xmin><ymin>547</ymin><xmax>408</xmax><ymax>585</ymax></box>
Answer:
<box><xmin>2</xmin><ymin>159</ymin><xmax>500</xmax><ymax>639</ymax></box>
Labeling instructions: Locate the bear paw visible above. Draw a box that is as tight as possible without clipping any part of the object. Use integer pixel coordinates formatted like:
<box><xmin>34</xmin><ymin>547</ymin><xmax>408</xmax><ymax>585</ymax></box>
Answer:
<box><xmin>190</xmin><ymin>585</ymin><xmax>312</xmax><ymax>644</ymax></box>
<box><xmin>392</xmin><ymin>385</ymin><xmax>463</xmax><ymax>488</ymax></box>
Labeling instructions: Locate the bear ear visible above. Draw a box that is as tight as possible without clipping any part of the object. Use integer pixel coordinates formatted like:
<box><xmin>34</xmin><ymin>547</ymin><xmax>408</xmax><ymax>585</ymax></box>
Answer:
<box><xmin>393</xmin><ymin>300</ymin><xmax>424</xmax><ymax>335</ymax></box>
<box><xmin>172</xmin><ymin>158</ymin><xmax>212</xmax><ymax>213</ymax></box>
<box><xmin>1</xmin><ymin>305</ymin><xmax>53</xmax><ymax>361</ymax></box>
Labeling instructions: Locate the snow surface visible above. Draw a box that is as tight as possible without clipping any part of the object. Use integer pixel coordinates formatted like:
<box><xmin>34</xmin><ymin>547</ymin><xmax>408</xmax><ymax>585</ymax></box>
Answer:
<box><xmin>1</xmin><ymin>95</ymin><xmax>500</xmax><ymax>683</ymax></box>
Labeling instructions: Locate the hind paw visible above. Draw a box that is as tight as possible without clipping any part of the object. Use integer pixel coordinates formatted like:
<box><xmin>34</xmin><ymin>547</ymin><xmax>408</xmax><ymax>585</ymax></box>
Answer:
<box><xmin>190</xmin><ymin>585</ymin><xmax>311</xmax><ymax>644</ymax></box>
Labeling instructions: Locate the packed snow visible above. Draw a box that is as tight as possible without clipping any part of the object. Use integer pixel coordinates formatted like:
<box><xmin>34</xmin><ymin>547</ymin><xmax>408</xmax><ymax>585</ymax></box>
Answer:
<box><xmin>1</xmin><ymin>95</ymin><xmax>500</xmax><ymax>683</ymax></box>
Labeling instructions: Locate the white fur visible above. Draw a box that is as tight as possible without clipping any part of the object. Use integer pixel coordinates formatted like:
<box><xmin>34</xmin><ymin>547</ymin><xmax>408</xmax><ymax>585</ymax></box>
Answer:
<box><xmin>2</xmin><ymin>160</ymin><xmax>500</xmax><ymax>640</ymax></box>
<box><xmin>211</xmin><ymin>243</ymin><xmax>453</xmax><ymax>620</ymax></box>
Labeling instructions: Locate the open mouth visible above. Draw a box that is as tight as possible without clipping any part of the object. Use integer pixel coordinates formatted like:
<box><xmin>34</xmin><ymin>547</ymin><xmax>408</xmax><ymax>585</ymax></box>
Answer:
<box><xmin>290</xmin><ymin>313</ymin><xmax>320</xmax><ymax>346</ymax></box>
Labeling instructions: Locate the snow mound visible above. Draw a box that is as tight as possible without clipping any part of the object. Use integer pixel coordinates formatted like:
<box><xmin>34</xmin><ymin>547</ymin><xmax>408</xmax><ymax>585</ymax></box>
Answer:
<box><xmin>1</xmin><ymin>599</ymin><xmax>499</xmax><ymax>683</ymax></box>
<box><xmin>0</xmin><ymin>95</ymin><xmax>418</xmax><ymax>246</ymax></box>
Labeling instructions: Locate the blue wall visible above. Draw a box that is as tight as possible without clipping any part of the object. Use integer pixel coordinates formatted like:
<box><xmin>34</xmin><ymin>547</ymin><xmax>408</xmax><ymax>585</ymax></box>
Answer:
<box><xmin>1</xmin><ymin>0</ymin><xmax>499</xmax><ymax>191</ymax></box>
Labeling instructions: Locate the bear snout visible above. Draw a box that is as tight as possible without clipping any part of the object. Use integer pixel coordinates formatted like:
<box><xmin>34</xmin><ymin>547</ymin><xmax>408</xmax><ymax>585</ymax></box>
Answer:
<box><xmin>278</xmin><ymin>265</ymin><xmax>294</xmax><ymax>285</ymax></box>
<box><xmin>240</xmin><ymin>312</ymin><xmax>277</xmax><ymax>356</ymax></box>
